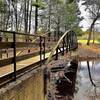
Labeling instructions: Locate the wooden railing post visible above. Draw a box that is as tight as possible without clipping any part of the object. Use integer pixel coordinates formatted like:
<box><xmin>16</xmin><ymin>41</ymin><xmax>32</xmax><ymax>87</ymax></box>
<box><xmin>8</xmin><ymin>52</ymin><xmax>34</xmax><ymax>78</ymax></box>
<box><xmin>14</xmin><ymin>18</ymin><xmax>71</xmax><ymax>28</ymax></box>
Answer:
<box><xmin>48</xmin><ymin>32</ymin><xmax>51</xmax><ymax>41</ymax></box>
<box><xmin>43</xmin><ymin>37</ymin><xmax>45</xmax><ymax>61</ymax></box>
<box><xmin>0</xmin><ymin>35</ymin><xmax>2</xmax><ymax>59</ymax></box>
<box><xmin>55</xmin><ymin>46</ymin><xmax>59</xmax><ymax>60</ymax></box>
<box><xmin>62</xmin><ymin>38</ymin><xmax>65</xmax><ymax>55</ymax></box>
<box><xmin>40</xmin><ymin>36</ymin><xmax>46</xmax><ymax>65</ymax></box>
<box><xmin>39</xmin><ymin>36</ymin><xmax>42</xmax><ymax>65</ymax></box>
<box><xmin>13</xmin><ymin>32</ymin><xmax>16</xmax><ymax>80</ymax></box>
<box><xmin>66</xmin><ymin>34</ymin><xmax>68</xmax><ymax>53</ymax></box>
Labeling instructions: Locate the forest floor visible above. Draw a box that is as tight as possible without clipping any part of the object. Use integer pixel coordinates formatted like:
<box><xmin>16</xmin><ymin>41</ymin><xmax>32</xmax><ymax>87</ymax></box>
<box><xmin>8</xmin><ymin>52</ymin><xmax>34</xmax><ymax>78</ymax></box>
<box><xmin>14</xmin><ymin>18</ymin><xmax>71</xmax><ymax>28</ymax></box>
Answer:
<box><xmin>78</xmin><ymin>44</ymin><xmax>100</xmax><ymax>61</ymax></box>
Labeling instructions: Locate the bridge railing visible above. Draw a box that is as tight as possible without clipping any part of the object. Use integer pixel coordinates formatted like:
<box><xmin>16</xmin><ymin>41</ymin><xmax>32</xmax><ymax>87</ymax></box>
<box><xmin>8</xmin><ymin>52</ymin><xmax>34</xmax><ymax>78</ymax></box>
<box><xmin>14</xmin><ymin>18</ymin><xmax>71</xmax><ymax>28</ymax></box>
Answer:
<box><xmin>0</xmin><ymin>30</ymin><xmax>78</xmax><ymax>87</ymax></box>
<box><xmin>46</xmin><ymin>30</ymin><xmax>78</xmax><ymax>64</ymax></box>
<box><xmin>0</xmin><ymin>30</ymin><xmax>47</xmax><ymax>80</ymax></box>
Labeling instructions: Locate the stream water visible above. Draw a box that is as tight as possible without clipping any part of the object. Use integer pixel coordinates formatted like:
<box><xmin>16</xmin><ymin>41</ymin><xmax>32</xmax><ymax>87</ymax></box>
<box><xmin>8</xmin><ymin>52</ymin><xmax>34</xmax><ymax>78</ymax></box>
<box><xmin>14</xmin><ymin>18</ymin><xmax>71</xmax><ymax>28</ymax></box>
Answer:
<box><xmin>74</xmin><ymin>61</ymin><xmax>100</xmax><ymax>100</ymax></box>
<box><xmin>48</xmin><ymin>60</ymin><xmax>100</xmax><ymax>100</ymax></box>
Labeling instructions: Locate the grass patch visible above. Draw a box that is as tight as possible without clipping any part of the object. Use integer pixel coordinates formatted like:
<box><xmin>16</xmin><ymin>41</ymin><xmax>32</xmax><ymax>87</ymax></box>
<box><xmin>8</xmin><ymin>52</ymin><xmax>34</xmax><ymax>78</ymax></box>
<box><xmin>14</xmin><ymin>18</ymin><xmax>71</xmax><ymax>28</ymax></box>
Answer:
<box><xmin>78</xmin><ymin>40</ymin><xmax>100</xmax><ymax>44</ymax></box>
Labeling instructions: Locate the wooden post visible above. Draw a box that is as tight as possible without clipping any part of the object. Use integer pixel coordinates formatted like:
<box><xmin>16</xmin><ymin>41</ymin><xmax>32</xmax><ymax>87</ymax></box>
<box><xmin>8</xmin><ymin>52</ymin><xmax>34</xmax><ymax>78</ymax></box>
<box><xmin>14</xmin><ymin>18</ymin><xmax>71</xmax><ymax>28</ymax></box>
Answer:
<box><xmin>40</xmin><ymin>36</ymin><xmax>42</xmax><ymax>65</ymax></box>
<box><xmin>13</xmin><ymin>32</ymin><xmax>16</xmax><ymax>80</ymax></box>
<box><xmin>55</xmin><ymin>46</ymin><xmax>58</xmax><ymax>60</ymax></box>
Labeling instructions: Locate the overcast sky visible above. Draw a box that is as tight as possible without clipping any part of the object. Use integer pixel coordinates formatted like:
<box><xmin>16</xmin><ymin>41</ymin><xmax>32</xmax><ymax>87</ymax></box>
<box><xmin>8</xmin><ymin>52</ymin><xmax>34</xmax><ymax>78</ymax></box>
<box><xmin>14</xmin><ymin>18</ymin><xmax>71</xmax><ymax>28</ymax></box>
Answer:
<box><xmin>78</xmin><ymin>0</ymin><xmax>91</xmax><ymax>31</ymax></box>
<box><xmin>78</xmin><ymin>0</ymin><xmax>100</xmax><ymax>32</ymax></box>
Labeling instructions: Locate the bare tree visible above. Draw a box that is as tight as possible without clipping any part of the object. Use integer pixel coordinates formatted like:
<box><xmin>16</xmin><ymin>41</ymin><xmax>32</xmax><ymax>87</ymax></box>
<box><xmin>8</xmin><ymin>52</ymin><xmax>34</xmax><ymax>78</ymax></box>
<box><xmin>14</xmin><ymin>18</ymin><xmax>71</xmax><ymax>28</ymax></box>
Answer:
<box><xmin>81</xmin><ymin>0</ymin><xmax>100</xmax><ymax>45</ymax></box>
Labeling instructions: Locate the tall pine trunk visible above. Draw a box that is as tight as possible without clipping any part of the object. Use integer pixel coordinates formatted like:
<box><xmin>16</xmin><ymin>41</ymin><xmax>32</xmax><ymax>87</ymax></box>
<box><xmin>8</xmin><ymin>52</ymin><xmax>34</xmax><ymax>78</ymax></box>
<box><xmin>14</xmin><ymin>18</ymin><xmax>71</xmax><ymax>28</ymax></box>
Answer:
<box><xmin>34</xmin><ymin>0</ymin><xmax>38</xmax><ymax>34</ymax></box>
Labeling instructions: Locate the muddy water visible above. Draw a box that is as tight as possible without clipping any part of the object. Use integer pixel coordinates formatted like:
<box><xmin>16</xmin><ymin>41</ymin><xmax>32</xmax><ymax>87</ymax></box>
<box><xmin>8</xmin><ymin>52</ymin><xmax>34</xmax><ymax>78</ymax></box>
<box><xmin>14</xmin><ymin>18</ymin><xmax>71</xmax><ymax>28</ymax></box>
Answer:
<box><xmin>48</xmin><ymin>61</ymin><xmax>100</xmax><ymax>100</ymax></box>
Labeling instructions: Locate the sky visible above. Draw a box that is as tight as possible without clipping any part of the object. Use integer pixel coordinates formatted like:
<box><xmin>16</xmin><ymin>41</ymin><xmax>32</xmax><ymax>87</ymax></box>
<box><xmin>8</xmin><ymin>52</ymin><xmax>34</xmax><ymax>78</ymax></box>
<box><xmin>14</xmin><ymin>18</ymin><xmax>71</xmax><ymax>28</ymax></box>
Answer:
<box><xmin>78</xmin><ymin>0</ymin><xmax>91</xmax><ymax>31</ymax></box>
<box><xmin>78</xmin><ymin>0</ymin><xmax>100</xmax><ymax>32</ymax></box>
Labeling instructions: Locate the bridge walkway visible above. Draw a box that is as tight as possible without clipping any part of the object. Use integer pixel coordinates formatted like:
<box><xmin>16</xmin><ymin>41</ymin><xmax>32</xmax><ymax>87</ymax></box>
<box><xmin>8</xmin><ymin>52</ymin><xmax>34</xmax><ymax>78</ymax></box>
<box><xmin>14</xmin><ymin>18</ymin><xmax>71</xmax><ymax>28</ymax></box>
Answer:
<box><xmin>0</xmin><ymin>30</ymin><xmax>78</xmax><ymax>86</ymax></box>
<box><xmin>0</xmin><ymin>52</ymin><xmax>50</xmax><ymax>77</ymax></box>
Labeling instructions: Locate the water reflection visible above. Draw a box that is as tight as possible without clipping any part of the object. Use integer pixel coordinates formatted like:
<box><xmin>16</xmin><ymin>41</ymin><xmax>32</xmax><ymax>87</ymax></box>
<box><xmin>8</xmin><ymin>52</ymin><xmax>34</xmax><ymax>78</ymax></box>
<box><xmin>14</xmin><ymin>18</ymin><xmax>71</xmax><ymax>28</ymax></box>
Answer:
<box><xmin>74</xmin><ymin>61</ymin><xmax>100</xmax><ymax>100</ymax></box>
<box><xmin>48</xmin><ymin>60</ymin><xmax>100</xmax><ymax>100</ymax></box>
<box><xmin>48</xmin><ymin>60</ymin><xmax>78</xmax><ymax>100</ymax></box>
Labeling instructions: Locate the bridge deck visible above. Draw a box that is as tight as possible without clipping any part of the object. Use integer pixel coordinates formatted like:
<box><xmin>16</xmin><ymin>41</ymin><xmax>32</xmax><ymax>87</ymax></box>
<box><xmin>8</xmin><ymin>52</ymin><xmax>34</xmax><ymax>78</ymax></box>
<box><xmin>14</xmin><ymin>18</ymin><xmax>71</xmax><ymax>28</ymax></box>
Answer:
<box><xmin>0</xmin><ymin>52</ymin><xmax>50</xmax><ymax>77</ymax></box>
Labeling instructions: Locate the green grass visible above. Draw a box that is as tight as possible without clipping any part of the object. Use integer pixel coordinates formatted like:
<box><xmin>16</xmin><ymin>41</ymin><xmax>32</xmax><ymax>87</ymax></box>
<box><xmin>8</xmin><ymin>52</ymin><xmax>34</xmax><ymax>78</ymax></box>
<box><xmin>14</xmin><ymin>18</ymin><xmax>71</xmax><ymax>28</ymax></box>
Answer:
<box><xmin>78</xmin><ymin>40</ymin><xmax>100</xmax><ymax>44</ymax></box>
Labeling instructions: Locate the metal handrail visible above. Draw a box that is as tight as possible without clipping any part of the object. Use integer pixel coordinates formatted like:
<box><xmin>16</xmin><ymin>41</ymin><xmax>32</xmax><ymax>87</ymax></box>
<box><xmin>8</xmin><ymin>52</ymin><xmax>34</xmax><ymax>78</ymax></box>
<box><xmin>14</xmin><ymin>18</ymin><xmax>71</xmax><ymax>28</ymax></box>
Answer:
<box><xmin>46</xmin><ymin>30</ymin><xmax>71</xmax><ymax>64</ymax></box>
<box><xmin>0</xmin><ymin>30</ymin><xmax>46</xmax><ymax>37</ymax></box>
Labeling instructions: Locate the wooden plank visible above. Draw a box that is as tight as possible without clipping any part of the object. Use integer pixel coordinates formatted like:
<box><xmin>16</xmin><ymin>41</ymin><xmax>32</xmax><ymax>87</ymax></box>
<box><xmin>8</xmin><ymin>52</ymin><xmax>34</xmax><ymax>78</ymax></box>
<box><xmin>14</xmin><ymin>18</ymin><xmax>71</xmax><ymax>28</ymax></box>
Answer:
<box><xmin>16</xmin><ymin>42</ymin><xmax>39</xmax><ymax>48</ymax></box>
<box><xmin>0</xmin><ymin>30</ymin><xmax>42</xmax><ymax>37</ymax></box>
<box><xmin>16</xmin><ymin>51</ymin><xmax>39</xmax><ymax>61</ymax></box>
<box><xmin>0</xmin><ymin>42</ymin><xmax>58</xmax><ymax>49</ymax></box>
<box><xmin>0</xmin><ymin>50</ymin><xmax>7</xmax><ymax>54</ymax></box>
<box><xmin>0</xmin><ymin>42</ymin><xmax>13</xmax><ymax>49</ymax></box>
<box><xmin>0</xmin><ymin>47</ymin><xmax>38</xmax><ymax>55</ymax></box>
<box><xmin>0</xmin><ymin>52</ymin><xmax>39</xmax><ymax>67</ymax></box>
<box><xmin>0</xmin><ymin>42</ymin><xmax>39</xmax><ymax>49</ymax></box>
<box><xmin>16</xmin><ymin>49</ymin><xmax>49</xmax><ymax>62</ymax></box>
<box><xmin>0</xmin><ymin>58</ymin><xmax>13</xmax><ymax>67</ymax></box>
<box><xmin>0</xmin><ymin>48</ymin><xmax>26</xmax><ymax>55</ymax></box>
<box><xmin>0</xmin><ymin>50</ymin><xmax>50</xmax><ymax>67</ymax></box>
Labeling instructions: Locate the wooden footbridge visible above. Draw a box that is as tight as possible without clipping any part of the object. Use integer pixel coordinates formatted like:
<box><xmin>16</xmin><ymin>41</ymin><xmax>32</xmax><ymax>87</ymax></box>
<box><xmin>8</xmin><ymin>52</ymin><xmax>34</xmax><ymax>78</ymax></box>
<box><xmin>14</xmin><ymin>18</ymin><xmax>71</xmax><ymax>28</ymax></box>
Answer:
<box><xmin>0</xmin><ymin>29</ymin><xmax>100</xmax><ymax>87</ymax></box>
<box><xmin>0</xmin><ymin>30</ymin><xmax>78</xmax><ymax>87</ymax></box>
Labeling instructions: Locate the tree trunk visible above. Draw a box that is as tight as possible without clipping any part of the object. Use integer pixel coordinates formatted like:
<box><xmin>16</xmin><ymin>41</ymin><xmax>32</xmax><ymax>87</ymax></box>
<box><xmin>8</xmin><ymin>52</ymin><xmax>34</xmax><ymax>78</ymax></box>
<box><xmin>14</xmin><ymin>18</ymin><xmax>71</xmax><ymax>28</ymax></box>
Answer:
<box><xmin>48</xmin><ymin>0</ymin><xmax>51</xmax><ymax>41</ymax></box>
<box><xmin>26</xmin><ymin>0</ymin><xmax>30</xmax><ymax>33</ymax></box>
<box><xmin>34</xmin><ymin>0</ymin><xmax>38</xmax><ymax>34</ymax></box>
<box><xmin>57</xmin><ymin>17</ymin><xmax>60</xmax><ymax>40</ymax></box>
<box><xmin>24</xmin><ymin>0</ymin><xmax>27</xmax><ymax>33</ymax></box>
<box><xmin>87</xmin><ymin>16</ymin><xmax>99</xmax><ymax>45</ymax></box>
<box><xmin>28</xmin><ymin>0</ymin><xmax>32</xmax><ymax>34</ymax></box>
<box><xmin>92</xmin><ymin>28</ymin><xmax>95</xmax><ymax>44</ymax></box>
<box><xmin>11</xmin><ymin>0</ymin><xmax>18</xmax><ymax>32</ymax></box>
<box><xmin>6</xmin><ymin>0</ymin><xmax>11</xmax><ymax>30</ymax></box>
